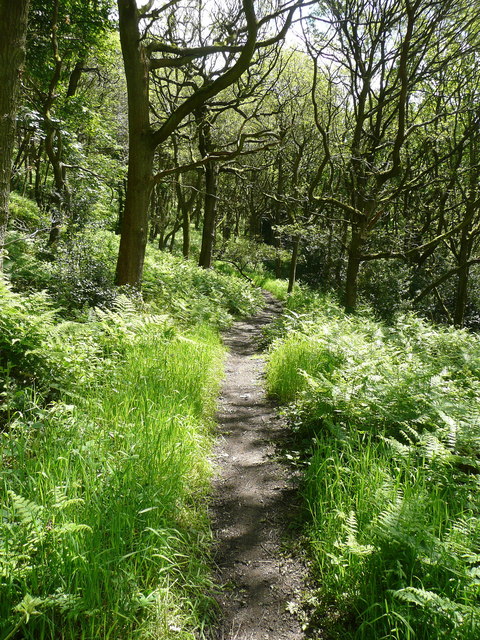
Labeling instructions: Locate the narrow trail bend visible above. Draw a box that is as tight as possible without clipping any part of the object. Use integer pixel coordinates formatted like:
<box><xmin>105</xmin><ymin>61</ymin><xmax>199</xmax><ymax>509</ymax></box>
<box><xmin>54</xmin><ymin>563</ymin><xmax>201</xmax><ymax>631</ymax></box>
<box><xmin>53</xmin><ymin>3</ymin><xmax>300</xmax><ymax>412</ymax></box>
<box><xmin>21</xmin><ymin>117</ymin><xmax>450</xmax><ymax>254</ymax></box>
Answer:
<box><xmin>211</xmin><ymin>293</ymin><xmax>307</xmax><ymax>640</ymax></box>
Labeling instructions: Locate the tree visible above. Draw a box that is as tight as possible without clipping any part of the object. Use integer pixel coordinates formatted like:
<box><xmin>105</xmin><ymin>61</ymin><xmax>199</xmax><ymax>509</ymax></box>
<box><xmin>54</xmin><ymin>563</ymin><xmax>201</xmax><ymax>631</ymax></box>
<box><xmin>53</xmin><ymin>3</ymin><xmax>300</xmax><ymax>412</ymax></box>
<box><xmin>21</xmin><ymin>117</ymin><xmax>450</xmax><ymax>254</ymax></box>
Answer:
<box><xmin>0</xmin><ymin>0</ymin><xmax>30</xmax><ymax>269</ymax></box>
<box><xmin>22</xmin><ymin>0</ymin><xmax>113</xmax><ymax>244</ymax></box>
<box><xmin>306</xmin><ymin>0</ymin><xmax>479</xmax><ymax>312</ymax></box>
<box><xmin>115</xmin><ymin>0</ymin><xmax>309</xmax><ymax>287</ymax></box>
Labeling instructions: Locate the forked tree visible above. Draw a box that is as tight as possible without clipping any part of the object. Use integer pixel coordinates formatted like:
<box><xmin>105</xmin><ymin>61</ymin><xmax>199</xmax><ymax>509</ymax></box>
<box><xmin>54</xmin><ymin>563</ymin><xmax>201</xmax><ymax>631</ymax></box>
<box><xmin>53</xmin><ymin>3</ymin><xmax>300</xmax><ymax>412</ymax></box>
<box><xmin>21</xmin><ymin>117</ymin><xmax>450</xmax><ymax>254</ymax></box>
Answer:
<box><xmin>116</xmin><ymin>0</ymin><xmax>311</xmax><ymax>286</ymax></box>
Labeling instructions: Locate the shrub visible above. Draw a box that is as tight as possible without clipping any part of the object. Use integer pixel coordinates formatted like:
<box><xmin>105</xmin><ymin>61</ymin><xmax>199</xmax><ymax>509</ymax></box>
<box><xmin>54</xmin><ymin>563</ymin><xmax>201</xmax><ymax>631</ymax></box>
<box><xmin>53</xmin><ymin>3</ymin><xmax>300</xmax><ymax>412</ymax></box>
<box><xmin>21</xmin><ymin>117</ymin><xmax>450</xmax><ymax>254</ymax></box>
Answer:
<box><xmin>45</xmin><ymin>229</ymin><xmax>118</xmax><ymax>313</ymax></box>
<box><xmin>8</xmin><ymin>192</ymin><xmax>46</xmax><ymax>231</ymax></box>
<box><xmin>0</xmin><ymin>280</ymin><xmax>59</xmax><ymax>419</ymax></box>
<box><xmin>4</xmin><ymin>228</ymin><xmax>119</xmax><ymax>314</ymax></box>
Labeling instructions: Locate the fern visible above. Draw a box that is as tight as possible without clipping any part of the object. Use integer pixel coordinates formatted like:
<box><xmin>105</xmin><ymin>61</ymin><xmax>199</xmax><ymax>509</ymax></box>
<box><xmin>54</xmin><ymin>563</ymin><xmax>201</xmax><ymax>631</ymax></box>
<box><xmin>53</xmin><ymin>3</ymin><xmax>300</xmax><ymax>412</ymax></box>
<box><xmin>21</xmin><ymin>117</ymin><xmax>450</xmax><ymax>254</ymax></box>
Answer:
<box><xmin>393</xmin><ymin>587</ymin><xmax>479</xmax><ymax>627</ymax></box>
<box><xmin>7</xmin><ymin>491</ymin><xmax>44</xmax><ymax>528</ymax></box>
<box><xmin>268</xmin><ymin>293</ymin><xmax>480</xmax><ymax>639</ymax></box>
<box><xmin>339</xmin><ymin>511</ymin><xmax>375</xmax><ymax>557</ymax></box>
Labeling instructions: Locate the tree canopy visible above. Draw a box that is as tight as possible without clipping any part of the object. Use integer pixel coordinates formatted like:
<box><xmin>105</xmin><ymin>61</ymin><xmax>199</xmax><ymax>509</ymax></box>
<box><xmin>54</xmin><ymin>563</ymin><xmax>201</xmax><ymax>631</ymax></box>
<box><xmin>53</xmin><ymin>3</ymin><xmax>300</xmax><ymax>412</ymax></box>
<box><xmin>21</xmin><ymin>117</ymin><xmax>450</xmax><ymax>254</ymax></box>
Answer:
<box><xmin>2</xmin><ymin>0</ymin><xmax>480</xmax><ymax>324</ymax></box>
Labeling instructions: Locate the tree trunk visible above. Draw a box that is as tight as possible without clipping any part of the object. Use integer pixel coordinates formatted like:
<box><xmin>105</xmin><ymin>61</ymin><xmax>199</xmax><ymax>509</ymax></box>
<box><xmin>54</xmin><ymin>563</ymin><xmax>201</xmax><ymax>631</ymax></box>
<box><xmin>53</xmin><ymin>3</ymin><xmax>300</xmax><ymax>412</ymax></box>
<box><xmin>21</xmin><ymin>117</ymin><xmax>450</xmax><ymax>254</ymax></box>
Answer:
<box><xmin>198</xmin><ymin>159</ymin><xmax>217</xmax><ymax>268</ymax></box>
<box><xmin>194</xmin><ymin>197</ymin><xmax>202</xmax><ymax>230</ymax></box>
<box><xmin>287</xmin><ymin>236</ymin><xmax>300</xmax><ymax>294</ymax></box>
<box><xmin>158</xmin><ymin>230</ymin><xmax>165</xmax><ymax>250</ymax></box>
<box><xmin>38</xmin><ymin>0</ymin><xmax>68</xmax><ymax>245</ymax></box>
<box><xmin>345</xmin><ymin>229</ymin><xmax>363</xmax><ymax>313</ymax></box>
<box><xmin>454</xmin><ymin>135</ymin><xmax>479</xmax><ymax>327</ymax></box>
<box><xmin>34</xmin><ymin>140</ymin><xmax>44</xmax><ymax>206</ymax></box>
<box><xmin>182</xmin><ymin>203</ymin><xmax>190</xmax><ymax>259</ymax></box>
<box><xmin>198</xmin><ymin>110</ymin><xmax>217</xmax><ymax>269</ymax></box>
<box><xmin>67</xmin><ymin>58</ymin><xmax>85</xmax><ymax>97</ymax></box>
<box><xmin>169</xmin><ymin>221</ymin><xmax>179</xmax><ymax>253</ymax></box>
<box><xmin>116</xmin><ymin>0</ymin><xmax>262</xmax><ymax>285</ymax></box>
<box><xmin>223</xmin><ymin>220</ymin><xmax>232</xmax><ymax>241</ymax></box>
<box><xmin>148</xmin><ymin>185</ymin><xmax>159</xmax><ymax>241</ymax></box>
<box><xmin>115</xmin><ymin>0</ymin><xmax>153</xmax><ymax>286</ymax></box>
<box><xmin>335</xmin><ymin>222</ymin><xmax>349</xmax><ymax>288</ymax></box>
<box><xmin>274</xmin><ymin>154</ymin><xmax>284</xmax><ymax>278</ymax></box>
<box><xmin>115</xmin><ymin>179</ymin><xmax>126</xmax><ymax>235</ymax></box>
<box><xmin>174</xmin><ymin>174</ymin><xmax>191</xmax><ymax>259</ymax></box>
<box><xmin>172</xmin><ymin>138</ymin><xmax>192</xmax><ymax>260</ymax></box>
<box><xmin>115</xmin><ymin>137</ymin><xmax>154</xmax><ymax>285</ymax></box>
<box><xmin>0</xmin><ymin>0</ymin><xmax>30</xmax><ymax>268</ymax></box>
<box><xmin>248</xmin><ymin>189</ymin><xmax>260</xmax><ymax>238</ymax></box>
<box><xmin>453</xmin><ymin>225</ymin><xmax>473</xmax><ymax>327</ymax></box>
<box><xmin>45</xmin><ymin>127</ymin><xmax>71</xmax><ymax>245</ymax></box>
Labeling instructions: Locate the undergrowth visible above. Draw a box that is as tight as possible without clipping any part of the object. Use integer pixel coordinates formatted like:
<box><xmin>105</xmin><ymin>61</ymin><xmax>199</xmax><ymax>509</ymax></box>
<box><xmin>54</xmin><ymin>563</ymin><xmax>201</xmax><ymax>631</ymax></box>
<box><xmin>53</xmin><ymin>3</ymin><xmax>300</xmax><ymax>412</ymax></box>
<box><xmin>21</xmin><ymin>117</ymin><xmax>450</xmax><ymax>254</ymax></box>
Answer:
<box><xmin>0</xmin><ymin>242</ymin><xmax>260</xmax><ymax>639</ymax></box>
<box><xmin>214</xmin><ymin>258</ymin><xmax>290</xmax><ymax>302</ymax></box>
<box><xmin>4</xmin><ymin>227</ymin><xmax>263</xmax><ymax>323</ymax></box>
<box><xmin>143</xmin><ymin>250</ymin><xmax>263</xmax><ymax>327</ymax></box>
<box><xmin>267</xmin><ymin>291</ymin><xmax>480</xmax><ymax>639</ymax></box>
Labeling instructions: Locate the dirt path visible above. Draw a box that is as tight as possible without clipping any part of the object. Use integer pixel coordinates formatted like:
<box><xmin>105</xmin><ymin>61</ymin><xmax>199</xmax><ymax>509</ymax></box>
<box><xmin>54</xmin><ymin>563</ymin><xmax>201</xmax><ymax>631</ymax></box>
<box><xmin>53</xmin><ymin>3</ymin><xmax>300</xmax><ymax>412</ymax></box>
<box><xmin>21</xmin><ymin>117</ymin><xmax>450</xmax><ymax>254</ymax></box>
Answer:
<box><xmin>210</xmin><ymin>293</ymin><xmax>307</xmax><ymax>640</ymax></box>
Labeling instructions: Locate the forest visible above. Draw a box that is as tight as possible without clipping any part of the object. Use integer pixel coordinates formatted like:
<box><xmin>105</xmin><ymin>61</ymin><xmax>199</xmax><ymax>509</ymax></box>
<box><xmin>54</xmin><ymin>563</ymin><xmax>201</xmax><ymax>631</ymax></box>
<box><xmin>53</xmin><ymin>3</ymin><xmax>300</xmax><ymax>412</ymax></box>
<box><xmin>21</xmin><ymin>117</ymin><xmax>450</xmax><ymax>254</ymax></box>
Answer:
<box><xmin>2</xmin><ymin>0</ymin><xmax>480</xmax><ymax>638</ymax></box>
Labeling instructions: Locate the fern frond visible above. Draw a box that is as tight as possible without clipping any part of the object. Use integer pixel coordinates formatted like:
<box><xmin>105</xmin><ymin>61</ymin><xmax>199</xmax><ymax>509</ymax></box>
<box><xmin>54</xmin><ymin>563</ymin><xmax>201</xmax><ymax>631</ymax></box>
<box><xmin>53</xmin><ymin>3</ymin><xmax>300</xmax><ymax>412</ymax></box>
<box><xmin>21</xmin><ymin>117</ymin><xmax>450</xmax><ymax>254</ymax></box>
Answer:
<box><xmin>7</xmin><ymin>491</ymin><xmax>44</xmax><ymax>526</ymax></box>
<box><xmin>393</xmin><ymin>587</ymin><xmax>478</xmax><ymax>626</ymax></box>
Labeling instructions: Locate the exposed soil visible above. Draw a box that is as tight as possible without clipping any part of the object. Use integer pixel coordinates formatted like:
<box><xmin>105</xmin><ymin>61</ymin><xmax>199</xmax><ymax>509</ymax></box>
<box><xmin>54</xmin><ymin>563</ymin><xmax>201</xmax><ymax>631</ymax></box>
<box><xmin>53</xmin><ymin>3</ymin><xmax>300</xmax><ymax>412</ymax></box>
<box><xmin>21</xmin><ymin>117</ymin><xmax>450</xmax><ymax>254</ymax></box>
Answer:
<box><xmin>210</xmin><ymin>292</ymin><xmax>307</xmax><ymax>640</ymax></box>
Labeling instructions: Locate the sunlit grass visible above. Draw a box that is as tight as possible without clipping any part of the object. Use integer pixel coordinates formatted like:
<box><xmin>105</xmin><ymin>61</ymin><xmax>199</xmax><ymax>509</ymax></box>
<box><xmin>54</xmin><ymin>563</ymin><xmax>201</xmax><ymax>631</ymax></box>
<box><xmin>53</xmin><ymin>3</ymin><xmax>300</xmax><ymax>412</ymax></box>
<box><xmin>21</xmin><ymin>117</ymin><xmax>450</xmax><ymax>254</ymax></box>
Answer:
<box><xmin>214</xmin><ymin>260</ymin><xmax>290</xmax><ymax>302</ymax></box>
<box><xmin>143</xmin><ymin>250</ymin><xmax>263</xmax><ymax>327</ymax></box>
<box><xmin>0</xmin><ymin>272</ymin><xmax>228</xmax><ymax>639</ymax></box>
<box><xmin>251</xmin><ymin>274</ymin><xmax>290</xmax><ymax>301</ymax></box>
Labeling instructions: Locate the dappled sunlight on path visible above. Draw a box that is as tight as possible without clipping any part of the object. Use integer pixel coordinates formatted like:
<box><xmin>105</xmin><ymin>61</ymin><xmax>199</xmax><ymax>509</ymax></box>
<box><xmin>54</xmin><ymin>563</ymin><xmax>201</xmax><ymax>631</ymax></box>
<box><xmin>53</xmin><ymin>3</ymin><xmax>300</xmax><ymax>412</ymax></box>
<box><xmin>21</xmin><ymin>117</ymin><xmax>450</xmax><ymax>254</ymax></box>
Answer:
<box><xmin>211</xmin><ymin>293</ymin><xmax>306</xmax><ymax>640</ymax></box>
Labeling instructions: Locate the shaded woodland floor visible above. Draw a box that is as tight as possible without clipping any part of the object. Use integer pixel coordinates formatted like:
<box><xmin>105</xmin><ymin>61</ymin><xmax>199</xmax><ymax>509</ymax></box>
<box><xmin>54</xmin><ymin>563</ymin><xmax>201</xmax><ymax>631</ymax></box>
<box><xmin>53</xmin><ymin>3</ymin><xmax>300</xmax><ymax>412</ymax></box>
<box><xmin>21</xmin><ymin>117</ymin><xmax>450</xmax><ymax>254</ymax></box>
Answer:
<box><xmin>211</xmin><ymin>293</ymin><xmax>307</xmax><ymax>640</ymax></box>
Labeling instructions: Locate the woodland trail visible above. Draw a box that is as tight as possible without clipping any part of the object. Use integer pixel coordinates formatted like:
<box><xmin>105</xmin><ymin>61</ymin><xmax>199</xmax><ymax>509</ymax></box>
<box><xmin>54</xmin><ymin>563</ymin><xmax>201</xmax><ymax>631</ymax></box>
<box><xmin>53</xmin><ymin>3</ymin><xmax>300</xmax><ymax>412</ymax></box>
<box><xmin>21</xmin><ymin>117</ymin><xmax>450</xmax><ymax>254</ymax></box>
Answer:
<box><xmin>210</xmin><ymin>293</ymin><xmax>307</xmax><ymax>640</ymax></box>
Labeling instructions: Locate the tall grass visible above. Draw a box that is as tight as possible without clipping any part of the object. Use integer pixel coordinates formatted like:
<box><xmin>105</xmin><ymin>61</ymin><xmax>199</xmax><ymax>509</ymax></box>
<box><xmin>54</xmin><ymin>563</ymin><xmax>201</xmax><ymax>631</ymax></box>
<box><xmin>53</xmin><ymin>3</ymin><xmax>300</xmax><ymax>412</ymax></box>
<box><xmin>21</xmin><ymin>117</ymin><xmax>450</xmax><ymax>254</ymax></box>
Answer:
<box><xmin>267</xmin><ymin>293</ymin><xmax>480</xmax><ymax>639</ymax></box>
<box><xmin>0</xmin><ymin>258</ymin><xmax>241</xmax><ymax>639</ymax></box>
<box><xmin>1</xmin><ymin>312</ymin><xmax>224</xmax><ymax>639</ymax></box>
